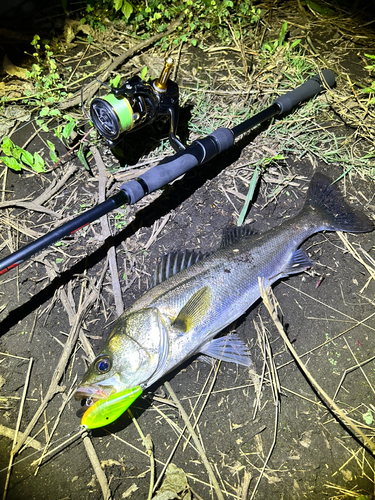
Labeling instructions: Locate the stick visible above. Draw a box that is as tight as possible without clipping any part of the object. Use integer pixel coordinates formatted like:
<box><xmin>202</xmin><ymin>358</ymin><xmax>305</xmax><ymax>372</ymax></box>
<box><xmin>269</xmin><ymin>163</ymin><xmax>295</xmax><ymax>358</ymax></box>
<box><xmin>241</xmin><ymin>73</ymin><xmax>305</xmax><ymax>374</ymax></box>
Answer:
<box><xmin>0</xmin><ymin>164</ymin><xmax>79</xmax><ymax>217</ymax></box>
<box><xmin>164</xmin><ymin>381</ymin><xmax>225</xmax><ymax>500</ymax></box>
<box><xmin>128</xmin><ymin>409</ymin><xmax>154</xmax><ymax>500</ymax></box>
<box><xmin>82</xmin><ymin>431</ymin><xmax>112</xmax><ymax>500</ymax></box>
<box><xmin>93</xmin><ymin>145</ymin><xmax>124</xmax><ymax>317</ymax></box>
<box><xmin>2</xmin><ymin>358</ymin><xmax>33</xmax><ymax>500</ymax></box>
<box><xmin>0</xmin><ymin>425</ymin><xmax>41</xmax><ymax>450</ymax></box>
<box><xmin>258</xmin><ymin>277</ymin><xmax>375</xmax><ymax>454</ymax></box>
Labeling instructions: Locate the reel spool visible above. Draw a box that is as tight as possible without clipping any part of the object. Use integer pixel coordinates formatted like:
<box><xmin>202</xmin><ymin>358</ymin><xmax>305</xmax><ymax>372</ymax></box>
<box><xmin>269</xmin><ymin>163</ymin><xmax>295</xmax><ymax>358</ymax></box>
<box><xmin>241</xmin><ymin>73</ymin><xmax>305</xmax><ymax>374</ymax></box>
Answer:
<box><xmin>86</xmin><ymin>57</ymin><xmax>184</xmax><ymax>151</ymax></box>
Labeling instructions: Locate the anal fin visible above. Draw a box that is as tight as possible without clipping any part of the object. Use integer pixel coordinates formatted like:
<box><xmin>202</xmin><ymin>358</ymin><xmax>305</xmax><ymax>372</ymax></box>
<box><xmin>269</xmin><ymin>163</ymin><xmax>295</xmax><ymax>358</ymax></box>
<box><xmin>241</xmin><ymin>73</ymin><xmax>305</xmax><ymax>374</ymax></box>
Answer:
<box><xmin>281</xmin><ymin>248</ymin><xmax>313</xmax><ymax>276</ymax></box>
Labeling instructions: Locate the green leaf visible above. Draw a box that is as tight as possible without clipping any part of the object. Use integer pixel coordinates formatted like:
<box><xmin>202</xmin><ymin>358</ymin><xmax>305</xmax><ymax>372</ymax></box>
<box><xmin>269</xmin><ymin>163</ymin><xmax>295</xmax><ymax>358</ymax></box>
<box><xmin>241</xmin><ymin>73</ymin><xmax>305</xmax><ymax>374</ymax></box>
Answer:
<box><xmin>32</xmin><ymin>152</ymin><xmax>46</xmax><ymax>173</ymax></box>
<box><xmin>54</xmin><ymin>126</ymin><xmax>62</xmax><ymax>141</ymax></box>
<box><xmin>49</xmin><ymin>109</ymin><xmax>61</xmax><ymax>117</ymax></box>
<box><xmin>63</xmin><ymin>118</ymin><xmax>77</xmax><ymax>140</ymax></box>
<box><xmin>21</xmin><ymin>150</ymin><xmax>34</xmax><ymax>167</ymax></box>
<box><xmin>122</xmin><ymin>1</ymin><xmax>133</xmax><ymax>20</ymax></box>
<box><xmin>113</xmin><ymin>0</ymin><xmax>122</xmax><ymax>11</ymax></box>
<box><xmin>278</xmin><ymin>21</ymin><xmax>288</xmax><ymax>47</ymax></box>
<box><xmin>140</xmin><ymin>66</ymin><xmax>148</xmax><ymax>80</ymax></box>
<box><xmin>46</xmin><ymin>140</ymin><xmax>55</xmax><ymax>151</ymax></box>
<box><xmin>1</xmin><ymin>137</ymin><xmax>14</xmax><ymax>156</ymax></box>
<box><xmin>77</xmin><ymin>146</ymin><xmax>90</xmax><ymax>170</ymax></box>
<box><xmin>49</xmin><ymin>150</ymin><xmax>59</xmax><ymax>163</ymax></box>
<box><xmin>40</xmin><ymin>107</ymin><xmax>50</xmax><ymax>117</ymax></box>
<box><xmin>12</xmin><ymin>146</ymin><xmax>23</xmax><ymax>161</ymax></box>
<box><xmin>290</xmin><ymin>39</ymin><xmax>301</xmax><ymax>50</ymax></box>
<box><xmin>1</xmin><ymin>156</ymin><xmax>23</xmax><ymax>171</ymax></box>
<box><xmin>110</xmin><ymin>74</ymin><xmax>121</xmax><ymax>88</ymax></box>
<box><xmin>47</xmin><ymin>140</ymin><xmax>58</xmax><ymax>163</ymax></box>
<box><xmin>363</xmin><ymin>409</ymin><xmax>373</xmax><ymax>425</ymax></box>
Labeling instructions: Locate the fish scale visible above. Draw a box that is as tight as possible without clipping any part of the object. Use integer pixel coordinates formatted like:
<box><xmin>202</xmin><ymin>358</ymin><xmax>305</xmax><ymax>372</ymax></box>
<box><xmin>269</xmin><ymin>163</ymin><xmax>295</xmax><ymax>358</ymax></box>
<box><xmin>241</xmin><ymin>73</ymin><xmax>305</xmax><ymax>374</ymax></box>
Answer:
<box><xmin>76</xmin><ymin>172</ymin><xmax>373</xmax><ymax>428</ymax></box>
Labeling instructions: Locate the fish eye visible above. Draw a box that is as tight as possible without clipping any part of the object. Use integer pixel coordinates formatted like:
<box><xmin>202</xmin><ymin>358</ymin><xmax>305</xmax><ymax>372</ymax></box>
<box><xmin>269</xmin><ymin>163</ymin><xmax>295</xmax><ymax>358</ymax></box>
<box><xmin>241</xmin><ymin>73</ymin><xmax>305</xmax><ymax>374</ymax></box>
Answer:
<box><xmin>94</xmin><ymin>356</ymin><xmax>112</xmax><ymax>374</ymax></box>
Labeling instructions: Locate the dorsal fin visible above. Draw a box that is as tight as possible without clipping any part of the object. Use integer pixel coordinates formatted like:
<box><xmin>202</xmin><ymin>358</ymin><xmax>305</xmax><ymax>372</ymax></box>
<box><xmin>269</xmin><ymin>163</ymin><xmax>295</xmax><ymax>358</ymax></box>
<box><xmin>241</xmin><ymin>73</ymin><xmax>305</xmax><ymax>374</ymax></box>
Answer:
<box><xmin>220</xmin><ymin>226</ymin><xmax>256</xmax><ymax>248</ymax></box>
<box><xmin>150</xmin><ymin>250</ymin><xmax>209</xmax><ymax>288</ymax></box>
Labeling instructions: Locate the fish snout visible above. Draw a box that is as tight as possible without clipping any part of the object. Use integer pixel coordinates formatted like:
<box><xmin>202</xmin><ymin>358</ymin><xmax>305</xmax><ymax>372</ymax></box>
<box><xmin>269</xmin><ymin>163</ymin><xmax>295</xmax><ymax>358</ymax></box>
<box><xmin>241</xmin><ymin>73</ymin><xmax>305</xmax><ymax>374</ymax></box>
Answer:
<box><xmin>74</xmin><ymin>385</ymin><xmax>114</xmax><ymax>401</ymax></box>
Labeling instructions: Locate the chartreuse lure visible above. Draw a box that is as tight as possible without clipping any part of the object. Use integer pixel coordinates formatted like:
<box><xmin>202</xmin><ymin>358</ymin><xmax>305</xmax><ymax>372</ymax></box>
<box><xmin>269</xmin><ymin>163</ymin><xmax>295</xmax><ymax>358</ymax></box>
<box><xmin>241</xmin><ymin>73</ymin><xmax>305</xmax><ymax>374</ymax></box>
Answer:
<box><xmin>81</xmin><ymin>386</ymin><xmax>142</xmax><ymax>429</ymax></box>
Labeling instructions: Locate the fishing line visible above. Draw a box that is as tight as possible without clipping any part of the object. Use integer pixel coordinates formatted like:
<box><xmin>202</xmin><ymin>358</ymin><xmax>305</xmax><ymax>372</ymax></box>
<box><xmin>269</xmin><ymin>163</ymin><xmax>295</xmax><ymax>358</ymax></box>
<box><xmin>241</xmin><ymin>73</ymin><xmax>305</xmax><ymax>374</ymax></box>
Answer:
<box><xmin>0</xmin><ymin>428</ymin><xmax>84</xmax><ymax>474</ymax></box>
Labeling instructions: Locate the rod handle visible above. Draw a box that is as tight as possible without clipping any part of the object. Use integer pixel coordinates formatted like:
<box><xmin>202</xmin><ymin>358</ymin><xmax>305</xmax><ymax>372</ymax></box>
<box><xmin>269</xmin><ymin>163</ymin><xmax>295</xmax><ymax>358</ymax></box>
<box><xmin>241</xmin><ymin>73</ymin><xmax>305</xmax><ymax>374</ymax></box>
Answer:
<box><xmin>274</xmin><ymin>69</ymin><xmax>335</xmax><ymax>115</ymax></box>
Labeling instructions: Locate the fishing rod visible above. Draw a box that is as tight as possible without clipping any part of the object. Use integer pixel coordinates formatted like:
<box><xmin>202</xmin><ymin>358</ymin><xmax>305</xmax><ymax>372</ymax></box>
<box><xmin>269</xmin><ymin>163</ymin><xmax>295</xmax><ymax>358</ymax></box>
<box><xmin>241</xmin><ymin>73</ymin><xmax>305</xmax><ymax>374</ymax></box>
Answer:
<box><xmin>0</xmin><ymin>64</ymin><xmax>335</xmax><ymax>275</ymax></box>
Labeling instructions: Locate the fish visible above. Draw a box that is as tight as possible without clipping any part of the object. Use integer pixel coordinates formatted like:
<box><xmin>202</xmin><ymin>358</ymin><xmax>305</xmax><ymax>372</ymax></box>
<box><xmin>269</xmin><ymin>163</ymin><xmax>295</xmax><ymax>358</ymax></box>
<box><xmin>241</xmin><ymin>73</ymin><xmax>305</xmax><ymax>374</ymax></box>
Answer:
<box><xmin>75</xmin><ymin>172</ymin><xmax>373</xmax><ymax>423</ymax></box>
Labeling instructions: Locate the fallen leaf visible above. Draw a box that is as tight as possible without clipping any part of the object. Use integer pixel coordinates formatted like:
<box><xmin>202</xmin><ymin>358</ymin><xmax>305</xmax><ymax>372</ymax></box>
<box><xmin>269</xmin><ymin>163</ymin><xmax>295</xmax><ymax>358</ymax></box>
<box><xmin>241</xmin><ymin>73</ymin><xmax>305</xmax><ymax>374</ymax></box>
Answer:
<box><xmin>3</xmin><ymin>54</ymin><xmax>29</xmax><ymax>80</ymax></box>
<box><xmin>153</xmin><ymin>463</ymin><xmax>191</xmax><ymax>500</ymax></box>
<box><xmin>299</xmin><ymin>430</ymin><xmax>313</xmax><ymax>448</ymax></box>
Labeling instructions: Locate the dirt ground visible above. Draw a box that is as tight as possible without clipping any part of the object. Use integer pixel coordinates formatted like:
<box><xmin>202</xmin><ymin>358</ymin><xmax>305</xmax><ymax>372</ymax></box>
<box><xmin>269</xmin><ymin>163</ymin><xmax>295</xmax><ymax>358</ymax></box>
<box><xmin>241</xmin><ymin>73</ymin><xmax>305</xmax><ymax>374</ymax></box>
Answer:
<box><xmin>1</xmin><ymin>1</ymin><xmax>375</xmax><ymax>499</ymax></box>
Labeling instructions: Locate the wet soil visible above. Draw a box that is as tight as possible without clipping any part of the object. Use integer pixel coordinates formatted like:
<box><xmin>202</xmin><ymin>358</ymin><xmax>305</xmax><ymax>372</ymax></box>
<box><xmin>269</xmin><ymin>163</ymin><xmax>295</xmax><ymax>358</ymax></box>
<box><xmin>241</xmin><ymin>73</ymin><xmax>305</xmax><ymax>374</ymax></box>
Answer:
<box><xmin>1</xmin><ymin>2</ymin><xmax>375</xmax><ymax>500</ymax></box>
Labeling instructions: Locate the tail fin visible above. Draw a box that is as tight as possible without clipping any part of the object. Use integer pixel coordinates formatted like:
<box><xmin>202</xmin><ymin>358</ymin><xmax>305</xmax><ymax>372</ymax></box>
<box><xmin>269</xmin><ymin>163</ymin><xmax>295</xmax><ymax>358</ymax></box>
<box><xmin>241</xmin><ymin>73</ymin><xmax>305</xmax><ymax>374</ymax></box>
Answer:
<box><xmin>305</xmin><ymin>172</ymin><xmax>373</xmax><ymax>233</ymax></box>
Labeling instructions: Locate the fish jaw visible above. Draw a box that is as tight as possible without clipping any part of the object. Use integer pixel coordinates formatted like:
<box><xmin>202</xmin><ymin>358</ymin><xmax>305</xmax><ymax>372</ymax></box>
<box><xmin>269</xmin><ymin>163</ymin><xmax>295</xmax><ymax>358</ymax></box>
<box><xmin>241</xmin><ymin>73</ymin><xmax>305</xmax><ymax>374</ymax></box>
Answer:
<box><xmin>75</xmin><ymin>385</ymin><xmax>114</xmax><ymax>402</ymax></box>
<box><xmin>75</xmin><ymin>375</ymin><xmax>123</xmax><ymax>402</ymax></box>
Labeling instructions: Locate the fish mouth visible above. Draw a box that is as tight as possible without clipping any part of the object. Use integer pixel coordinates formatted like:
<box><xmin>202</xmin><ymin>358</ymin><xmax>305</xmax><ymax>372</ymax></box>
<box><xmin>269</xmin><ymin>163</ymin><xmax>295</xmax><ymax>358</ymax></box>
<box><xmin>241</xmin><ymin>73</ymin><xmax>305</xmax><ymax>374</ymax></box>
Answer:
<box><xmin>74</xmin><ymin>385</ymin><xmax>115</xmax><ymax>402</ymax></box>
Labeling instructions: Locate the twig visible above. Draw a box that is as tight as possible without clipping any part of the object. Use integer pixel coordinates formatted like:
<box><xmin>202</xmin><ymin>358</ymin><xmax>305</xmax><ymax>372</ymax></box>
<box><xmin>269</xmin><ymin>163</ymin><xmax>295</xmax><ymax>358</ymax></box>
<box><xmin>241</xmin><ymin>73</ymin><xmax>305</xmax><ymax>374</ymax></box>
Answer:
<box><xmin>183</xmin><ymin>361</ymin><xmax>220</xmax><ymax>451</ymax></box>
<box><xmin>258</xmin><ymin>278</ymin><xmax>375</xmax><ymax>454</ymax></box>
<box><xmin>106</xmin><ymin>429</ymin><xmax>241</xmax><ymax>498</ymax></box>
<box><xmin>33</xmin><ymin>379</ymin><xmax>78</xmax><ymax>473</ymax></box>
<box><xmin>33</xmin><ymin>163</ymin><xmax>80</xmax><ymax>206</ymax></box>
<box><xmin>92</xmin><ymin>146</ymin><xmax>124</xmax><ymax>317</ymax></box>
<box><xmin>337</xmin><ymin>231</ymin><xmax>375</xmax><ymax>285</ymax></box>
<box><xmin>249</xmin><ymin>311</ymin><xmax>280</xmax><ymax>500</ymax></box>
<box><xmin>82</xmin><ymin>430</ymin><xmax>112</xmax><ymax>500</ymax></box>
<box><xmin>0</xmin><ymin>163</ymin><xmax>79</xmax><ymax>218</ymax></box>
<box><xmin>2</xmin><ymin>357</ymin><xmax>33</xmax><ymax>500</ymax></box>
<box><xmin>59</xmin><ymin>282</ymin><xmax>97</xmax><ymax>362</ymax></box>
<box><xmin>128</xmin><ymin>409</ymin><xmax>155</xmax><ymax>500</ymax></box>
<box><xmin>241</xmin><ymin>470</ymin><xmax>252</xmax><ymax>500</ymax></box>
<box><xmin>0</xmin><ymin>425</ymin><xmax>41</xmax><ymax>450</ymax></box>
<box><xmin>164</xmin><ymin>381</ymin><xmax>225</xmax><ymax>500</ymax></box>
<box><xmin>0</xmin><ymin>200</ymin><xmax>61</xmax><ymax>217</ymax></box>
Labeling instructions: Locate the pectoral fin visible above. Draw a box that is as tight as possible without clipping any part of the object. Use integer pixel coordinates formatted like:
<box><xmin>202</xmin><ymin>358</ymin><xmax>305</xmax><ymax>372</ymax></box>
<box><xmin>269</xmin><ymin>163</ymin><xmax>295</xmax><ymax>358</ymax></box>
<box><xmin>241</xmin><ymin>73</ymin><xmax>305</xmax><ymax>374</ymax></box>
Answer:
<box><xmin>173</xmin><ymin>286</ymin><xmax>211</xmax><ymax>333</ymax></box>
<box><xmin>200</xmin><ymin>334</ymin><xmax>251</xmax><ymax>367</ymax></box>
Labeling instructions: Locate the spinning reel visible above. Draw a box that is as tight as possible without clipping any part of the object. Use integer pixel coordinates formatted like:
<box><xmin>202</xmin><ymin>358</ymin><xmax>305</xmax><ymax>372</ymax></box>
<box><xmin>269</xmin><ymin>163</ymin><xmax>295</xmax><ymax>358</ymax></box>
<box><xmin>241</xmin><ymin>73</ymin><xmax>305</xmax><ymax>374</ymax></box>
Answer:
<box><xmin>85</xmin><ymin>57</ymin><xmax>184</xmax><ymax>152</ymax></box>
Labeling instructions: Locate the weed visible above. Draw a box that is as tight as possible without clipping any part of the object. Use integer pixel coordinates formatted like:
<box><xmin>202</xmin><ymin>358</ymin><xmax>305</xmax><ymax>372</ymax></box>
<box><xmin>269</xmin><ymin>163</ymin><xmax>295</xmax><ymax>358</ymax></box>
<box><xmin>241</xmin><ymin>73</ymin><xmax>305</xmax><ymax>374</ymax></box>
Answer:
<box><xmin>54</xmin><ymin>115</ymin><xmax>78</xmax><ymax>147</ymax></box>
<box><xmin>80</xmin><ymin>0</ymin><xmax>262</xmax><ymax>49</ymax></box>
<box><xmin>0</xmin><ymin>136</ymin><xmax>46</xmax><ymax>173</ymax></box>
<box><xmin>24</xmin><ymin>35</ymin><xmax>66</xmax><ymax>107</ymax></box>
<box><xmin>114</xmin><ymin>208</ymin><xmax>128</xmax><ymax>229</ymax></box>
<box><xmin>361</xmin><ymin>54</ymin><xmax>375</xmax><ymax>104</ymax></box>
<box><xmin>262</xmin><ymin>22</ymin><xmax>289</xmax><ymax>55</ymax></box>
